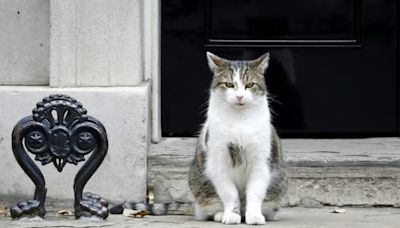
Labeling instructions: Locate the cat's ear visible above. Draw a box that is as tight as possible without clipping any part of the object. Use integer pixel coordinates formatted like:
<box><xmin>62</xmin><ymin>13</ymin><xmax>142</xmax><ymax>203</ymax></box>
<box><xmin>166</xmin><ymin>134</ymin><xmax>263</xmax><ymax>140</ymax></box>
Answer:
<box><xmin>206</xmin><ymin>52</ymin><xmax>227</xmax><ymax>72</ymax></box>
<box><xmin>250</xmin><ymin>52</ymin><xmax>270</xmax><ymax>73</ymax></box>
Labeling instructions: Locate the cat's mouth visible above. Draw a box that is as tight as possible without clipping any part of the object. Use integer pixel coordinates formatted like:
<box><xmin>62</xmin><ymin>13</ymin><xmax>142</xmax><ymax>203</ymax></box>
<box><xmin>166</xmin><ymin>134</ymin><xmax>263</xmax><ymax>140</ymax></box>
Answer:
<box><xmin>236</xmin><ymin>102</ymin><xmax>245</xmax><ymax>106</ymax></box>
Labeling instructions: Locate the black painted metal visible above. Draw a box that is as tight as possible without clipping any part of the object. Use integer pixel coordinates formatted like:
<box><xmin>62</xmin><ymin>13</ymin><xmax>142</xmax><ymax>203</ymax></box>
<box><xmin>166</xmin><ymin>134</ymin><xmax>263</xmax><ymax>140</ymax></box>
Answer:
<box><xmin>205</xmin><ymin>0</ymin><xmax>362</xmax><ymax>46</ymax></box>
<box><xmin>161</xmin><ymin>0</ymin><xmax>398</xmax><ymax>137</ymax></box>
<box><xmin>10</xmin><ymin>94</ymin><xmax>109</xmax><ymax>219</ymax></box>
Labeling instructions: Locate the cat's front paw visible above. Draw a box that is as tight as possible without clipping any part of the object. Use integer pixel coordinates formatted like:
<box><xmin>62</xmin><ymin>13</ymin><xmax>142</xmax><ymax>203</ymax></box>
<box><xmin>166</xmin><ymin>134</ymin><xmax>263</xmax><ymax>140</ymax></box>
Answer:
<box><xmin>222</xmin><ymin>211</ymin><xmax>241</xmax><ymax>224</ymax></box>
<box><xmin>214</xmin><ymin>211</ymin><xmax>224</xmax><ymax>222</ymax></box>
<box><xmin>245</xmin><ymin>211</ymin><xmax>266</xmax><ymax>225</ymax></box>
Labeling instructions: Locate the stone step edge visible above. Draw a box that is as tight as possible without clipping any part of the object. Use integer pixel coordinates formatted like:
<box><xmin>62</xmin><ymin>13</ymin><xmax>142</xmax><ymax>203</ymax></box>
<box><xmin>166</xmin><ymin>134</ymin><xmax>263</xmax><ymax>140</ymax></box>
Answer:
<box><xmin>148</xmin><ymin>138</ymin><xmax>400</xmax><ymax>211</ymax></box>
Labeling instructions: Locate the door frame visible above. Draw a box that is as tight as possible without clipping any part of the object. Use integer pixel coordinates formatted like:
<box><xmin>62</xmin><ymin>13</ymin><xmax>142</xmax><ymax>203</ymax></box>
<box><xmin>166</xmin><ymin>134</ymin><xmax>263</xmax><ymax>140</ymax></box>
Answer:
<box><xmin>145</xmin><ymin>0</ymin><xmax>162</xmax><ymax>142</ymax></box>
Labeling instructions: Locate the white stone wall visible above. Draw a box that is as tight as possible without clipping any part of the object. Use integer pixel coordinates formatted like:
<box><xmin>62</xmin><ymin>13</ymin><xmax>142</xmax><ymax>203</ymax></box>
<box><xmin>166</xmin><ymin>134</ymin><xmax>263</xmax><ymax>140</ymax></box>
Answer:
<box><xmin>50</xmin><ymin>0</ymin><xmax>144</xmax><ymax>87</ymax></box>
<box><xmin>0</xmin><ymin>0</ymin><xmax>144</xmax><ymax>87</ymax></box>
<box><xmin>0</xmin><ymin>0</ymin><xmax>150</xmax><ymax>203</ymax></box>
<box><xmin>0</xmin><ymin>0</ymin><xmax>50</xmax><ymax>85</ymax></box>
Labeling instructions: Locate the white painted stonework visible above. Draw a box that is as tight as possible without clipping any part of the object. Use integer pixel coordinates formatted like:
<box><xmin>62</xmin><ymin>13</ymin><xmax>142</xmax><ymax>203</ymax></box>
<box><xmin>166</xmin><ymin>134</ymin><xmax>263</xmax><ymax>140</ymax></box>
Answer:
<box><xmin>0</xmin><ymin>84</ymin><xmax>150</xmax><ymax>202</ymax></box>
<box><xmin>50</xmin><ymin>0</ymin><xmax>144</xmax><ymax>87</ymax></box>
<box><xmin>0</xmin><ymin>0</ymin><xmax>49</xmax><ymax>85</ymax></box>
<box><xmin>0</xmin><ymin>0</ymin><xmax>155</xmax><ymax>205</ymax></box>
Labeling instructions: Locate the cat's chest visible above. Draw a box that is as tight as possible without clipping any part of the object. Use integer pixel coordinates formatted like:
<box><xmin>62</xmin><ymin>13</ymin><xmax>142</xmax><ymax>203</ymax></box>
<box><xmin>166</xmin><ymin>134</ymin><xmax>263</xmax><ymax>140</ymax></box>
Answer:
<box><xmin>208</xmin><ymin>113</ymin><xmax>270</xmax><ymax>146</ymax></box>
<box><xmin>214</xmin><ymin>121</ymin><xmax>260</xmax><ymax>137</ymax></box>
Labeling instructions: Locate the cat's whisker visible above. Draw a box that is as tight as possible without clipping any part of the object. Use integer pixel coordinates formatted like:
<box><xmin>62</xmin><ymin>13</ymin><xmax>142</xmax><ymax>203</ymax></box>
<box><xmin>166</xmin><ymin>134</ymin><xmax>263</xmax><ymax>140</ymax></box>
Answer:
<box><xmin>267</xmin><ymin>94</ymin><xmax>283</xmax><ymax>106</ymax></box>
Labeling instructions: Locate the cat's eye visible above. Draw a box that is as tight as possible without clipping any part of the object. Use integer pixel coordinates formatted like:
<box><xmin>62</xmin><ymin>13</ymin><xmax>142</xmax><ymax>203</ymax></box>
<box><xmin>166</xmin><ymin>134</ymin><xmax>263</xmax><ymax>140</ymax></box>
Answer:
<box><xmin>245</xmin><ymin>82</ymin><xmax>255</xmax><ymax>88</ymax></box>
<box><xmin>224</xmin><ymin>82</ymin><xmax>234</xmax><ymax>88</ymax></box>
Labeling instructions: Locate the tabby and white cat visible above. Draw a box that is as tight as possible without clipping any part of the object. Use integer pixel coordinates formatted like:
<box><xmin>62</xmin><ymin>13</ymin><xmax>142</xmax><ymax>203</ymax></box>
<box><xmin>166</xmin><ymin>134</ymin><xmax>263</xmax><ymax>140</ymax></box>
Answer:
<box><xmin>189</xmin><ymin>52</ymin><xmax>287</xmax><ymax>225</ymax></box>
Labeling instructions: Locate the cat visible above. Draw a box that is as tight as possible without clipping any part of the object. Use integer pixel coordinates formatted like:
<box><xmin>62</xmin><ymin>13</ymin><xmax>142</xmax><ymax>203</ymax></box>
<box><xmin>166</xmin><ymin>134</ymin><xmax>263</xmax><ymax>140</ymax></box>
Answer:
<box><xmin>188</xmin><ymin>52</ymin><xmax>288</xmax><ymax>225</ymax></box>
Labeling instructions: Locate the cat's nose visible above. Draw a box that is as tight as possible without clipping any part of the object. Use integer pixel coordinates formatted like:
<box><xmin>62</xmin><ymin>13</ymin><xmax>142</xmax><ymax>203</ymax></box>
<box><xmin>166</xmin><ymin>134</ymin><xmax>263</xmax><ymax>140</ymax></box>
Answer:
<box><xmin>236</xmin><ymin>96</ymin><xmax>243</xmax><ymax>101</ymax></box>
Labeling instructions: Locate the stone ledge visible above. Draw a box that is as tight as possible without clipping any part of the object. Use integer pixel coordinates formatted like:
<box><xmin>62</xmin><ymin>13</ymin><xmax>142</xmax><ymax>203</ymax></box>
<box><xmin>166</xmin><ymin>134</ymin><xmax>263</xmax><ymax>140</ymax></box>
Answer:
<box><xmin>148</xmin><ymin>137</ymin><xmax>400</xmax><ymax>212</ymax></box>
<box><xmin>0</xmin><ymin>84</ymin><xmax>150</xmax><ymax>202</ymax></box>
<box><xmin>283</xmin><ymin>138</ymin><xmax>400</xmax><ymax>167</ymax></box>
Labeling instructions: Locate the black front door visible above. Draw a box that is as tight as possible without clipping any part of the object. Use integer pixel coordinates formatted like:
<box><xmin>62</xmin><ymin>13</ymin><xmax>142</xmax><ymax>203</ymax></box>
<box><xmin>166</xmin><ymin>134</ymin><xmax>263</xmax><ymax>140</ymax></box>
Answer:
<box><xmin>161</xmin><ymin>0</ymin><xmax>399</xmax><ymax>137</ymax></box>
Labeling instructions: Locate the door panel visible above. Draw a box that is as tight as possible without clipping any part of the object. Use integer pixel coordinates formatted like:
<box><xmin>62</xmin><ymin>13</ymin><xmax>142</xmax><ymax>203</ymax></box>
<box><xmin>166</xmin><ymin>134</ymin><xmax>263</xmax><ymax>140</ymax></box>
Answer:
<box><xmin>208</xmin><ymin>0</ymin><xmax>358</xmax><ymax>43</ymax></box>
<box><xmin>161</xmin><ymin>0</ymin><xmax>398</xmax><ymax>137</ymax></box>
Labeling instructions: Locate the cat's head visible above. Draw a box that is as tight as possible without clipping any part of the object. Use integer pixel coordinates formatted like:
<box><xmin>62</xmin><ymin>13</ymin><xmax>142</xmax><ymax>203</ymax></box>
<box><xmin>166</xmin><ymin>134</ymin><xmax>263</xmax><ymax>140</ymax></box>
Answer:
<box><xmin>206</xmin><ymin>52</ymin><xmax>270</xmax><ymax>107</ymax></box>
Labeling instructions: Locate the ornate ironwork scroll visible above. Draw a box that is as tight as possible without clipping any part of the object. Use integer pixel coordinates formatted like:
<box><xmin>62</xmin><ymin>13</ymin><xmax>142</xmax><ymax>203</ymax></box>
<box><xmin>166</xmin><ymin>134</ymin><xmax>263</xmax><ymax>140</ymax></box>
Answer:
<box><xmin>10</xmin><ymin>94</ymin><xmax>109</xmax><ymax>219</ymax></box>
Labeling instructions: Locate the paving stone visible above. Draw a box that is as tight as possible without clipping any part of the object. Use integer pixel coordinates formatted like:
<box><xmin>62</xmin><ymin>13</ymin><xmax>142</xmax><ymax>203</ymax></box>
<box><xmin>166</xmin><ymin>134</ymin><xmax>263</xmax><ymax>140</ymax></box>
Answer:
<box><xmin>1</xmin><ymin>207</ymin><xmax>399</xmax><ymax>228</ymax></box>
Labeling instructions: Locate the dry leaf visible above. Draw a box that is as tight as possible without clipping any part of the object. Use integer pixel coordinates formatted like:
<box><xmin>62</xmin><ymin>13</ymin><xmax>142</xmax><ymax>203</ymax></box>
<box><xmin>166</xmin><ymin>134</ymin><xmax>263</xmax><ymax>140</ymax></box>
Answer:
<box><xmin>331</xmin><ymin>208</ymin><xmax>346</xmax><ymax>213</ymax></box>
<box><xmin>57</xmin><ymin>209</ymin><xmax>73</xmax><ymax>216</ymax></box>
<box><xmin>0</xmin><ymin>207</ymin><xmax>8</xmax><ymax>217</ymax></box>
<box><xmin>123</xmin><ymin>208</ymin><xmax>149</xmax><ymax>218</ymax></box>
<box><xmin>135</xmin><ymin>210</ymin><xmax>150</xmax><ymax>218</ymax></box>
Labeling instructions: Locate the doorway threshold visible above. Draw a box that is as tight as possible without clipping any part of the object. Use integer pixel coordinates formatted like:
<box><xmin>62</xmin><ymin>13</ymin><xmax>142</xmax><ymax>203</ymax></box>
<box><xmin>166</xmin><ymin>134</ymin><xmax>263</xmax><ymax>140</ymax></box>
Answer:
<box><xmin>148</xmin><ymin>137</ymin><xmax>400</xmax><ymax>214</ymax></box>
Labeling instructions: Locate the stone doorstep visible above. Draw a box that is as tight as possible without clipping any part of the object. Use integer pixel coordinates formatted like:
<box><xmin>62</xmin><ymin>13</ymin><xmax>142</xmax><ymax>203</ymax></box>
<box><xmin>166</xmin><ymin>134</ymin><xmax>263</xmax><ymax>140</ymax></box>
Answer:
<box><xmin>148</xmin><ymin>137</ymin><xmax>400</xmax><ymax>214</ymax></box>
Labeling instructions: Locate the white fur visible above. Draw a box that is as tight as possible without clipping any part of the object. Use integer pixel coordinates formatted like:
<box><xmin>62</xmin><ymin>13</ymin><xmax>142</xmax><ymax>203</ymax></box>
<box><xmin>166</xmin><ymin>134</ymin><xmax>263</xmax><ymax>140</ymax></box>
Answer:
<box><xmin>202</xmin><ymin>72</ymin><xmax>272</xmax><ymax>225</ymax></box>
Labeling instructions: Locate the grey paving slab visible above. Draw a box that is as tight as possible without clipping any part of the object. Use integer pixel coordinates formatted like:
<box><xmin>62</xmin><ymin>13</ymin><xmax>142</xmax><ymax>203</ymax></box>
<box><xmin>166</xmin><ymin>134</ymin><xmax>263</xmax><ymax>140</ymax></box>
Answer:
<box><xmin>1</xmin><ymin>207</ymin><xmax>399</xmax><ymax>228</ymax></box>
